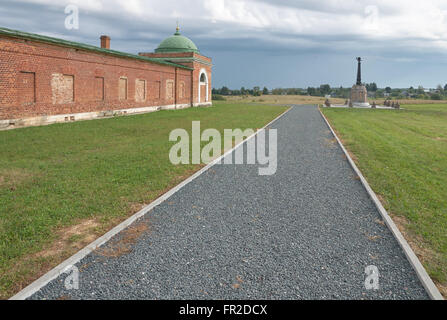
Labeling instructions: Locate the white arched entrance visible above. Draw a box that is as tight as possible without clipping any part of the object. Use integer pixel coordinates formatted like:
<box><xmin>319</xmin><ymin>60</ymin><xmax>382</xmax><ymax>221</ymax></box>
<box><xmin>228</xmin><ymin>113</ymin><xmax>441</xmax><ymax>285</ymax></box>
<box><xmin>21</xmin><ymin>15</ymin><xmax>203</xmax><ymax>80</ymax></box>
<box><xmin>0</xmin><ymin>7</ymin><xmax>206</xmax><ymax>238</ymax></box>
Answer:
<box><xmin>198</xmin><ymin>68</ymin><xmax>208</xmax><ymax>104</ymax></box>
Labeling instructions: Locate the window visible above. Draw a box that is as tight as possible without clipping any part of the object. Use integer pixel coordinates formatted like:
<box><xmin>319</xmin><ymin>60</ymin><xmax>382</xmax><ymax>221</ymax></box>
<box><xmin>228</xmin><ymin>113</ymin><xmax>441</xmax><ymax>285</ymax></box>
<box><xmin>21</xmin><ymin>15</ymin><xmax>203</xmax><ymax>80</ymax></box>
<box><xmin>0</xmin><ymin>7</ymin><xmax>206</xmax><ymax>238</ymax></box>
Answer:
<box><xmin>119</xmin><ymin>77</ymin><xmax>128</xmax><ymax>100</ymax></box>
<box><xmin>51</xmin><ymin>73</ymin><xmax>74</xmax><ymax>104</ymax></box>
<box><xmin>179</xmin><ymin>81</ymin><xmax>185</xmax><ymax>99</ymax></box>
<box><xmin>18</xmin><ymin>71</ymin><xmax>35</xmax><ymax>105</ymax></box>
<box><xmin>135</xmin><ymin>79</ymin><xmax>146</xmax><ymax>102</ymax></box>
<box><xmin>166</xmin><ymin>80</ymin><xmax>174</xmax><ymax>100</ymax></box>
<box><xmin>95</xmin><ymin>77</ymin><xmax>104</xmax><ymax>101</ymax></box>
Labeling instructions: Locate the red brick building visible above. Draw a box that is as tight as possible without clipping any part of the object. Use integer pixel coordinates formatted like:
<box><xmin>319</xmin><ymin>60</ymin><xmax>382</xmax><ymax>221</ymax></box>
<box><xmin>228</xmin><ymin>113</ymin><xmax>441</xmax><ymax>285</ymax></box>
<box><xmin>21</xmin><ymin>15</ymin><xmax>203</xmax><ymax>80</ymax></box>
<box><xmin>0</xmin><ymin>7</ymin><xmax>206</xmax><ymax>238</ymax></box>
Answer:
<box><xmin>0</xmin><ymin>26</ymin><xmax>212</xmax><ymax>129</ymax></box>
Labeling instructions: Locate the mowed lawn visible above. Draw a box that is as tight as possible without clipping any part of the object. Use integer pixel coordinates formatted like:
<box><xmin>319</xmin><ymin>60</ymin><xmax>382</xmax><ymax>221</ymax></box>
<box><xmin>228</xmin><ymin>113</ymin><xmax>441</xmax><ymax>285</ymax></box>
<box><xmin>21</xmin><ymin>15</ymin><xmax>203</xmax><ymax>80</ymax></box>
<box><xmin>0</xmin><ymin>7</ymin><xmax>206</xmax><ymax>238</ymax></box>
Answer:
<box><xmin>322</xmin><ymin>104</ymin><xmax>447</xmax><ymax>295</ymax></box>
<box><xmin>0</xmin><ymin>102</ymin><xmax>287</xmax><ymax>299</ymax></box>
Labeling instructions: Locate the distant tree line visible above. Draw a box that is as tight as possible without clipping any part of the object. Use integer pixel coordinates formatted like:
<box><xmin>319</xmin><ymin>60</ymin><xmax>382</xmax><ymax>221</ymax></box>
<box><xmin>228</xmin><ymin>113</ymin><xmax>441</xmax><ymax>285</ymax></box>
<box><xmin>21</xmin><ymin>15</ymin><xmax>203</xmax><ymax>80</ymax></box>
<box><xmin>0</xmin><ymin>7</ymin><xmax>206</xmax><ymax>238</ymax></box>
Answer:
<box><xmin>212</xmin><ymin>83</ymin><xmax>447</xmax><ymax>100</ymax></box>
<box><xmin>212</xmin><ymin>86</ymin><xmax>269</xmax><ymax>96</ymax></box>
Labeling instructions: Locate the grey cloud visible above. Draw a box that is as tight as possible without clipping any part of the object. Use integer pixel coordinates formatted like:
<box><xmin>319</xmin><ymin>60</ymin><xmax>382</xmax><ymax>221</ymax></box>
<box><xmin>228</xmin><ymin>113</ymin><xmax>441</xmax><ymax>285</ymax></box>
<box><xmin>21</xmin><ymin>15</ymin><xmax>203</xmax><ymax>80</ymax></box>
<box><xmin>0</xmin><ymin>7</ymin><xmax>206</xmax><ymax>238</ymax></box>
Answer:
<box><xmin>1</xmin><ymin>0</ymin><xmax>447</xmax><ymax>88</ymax></box>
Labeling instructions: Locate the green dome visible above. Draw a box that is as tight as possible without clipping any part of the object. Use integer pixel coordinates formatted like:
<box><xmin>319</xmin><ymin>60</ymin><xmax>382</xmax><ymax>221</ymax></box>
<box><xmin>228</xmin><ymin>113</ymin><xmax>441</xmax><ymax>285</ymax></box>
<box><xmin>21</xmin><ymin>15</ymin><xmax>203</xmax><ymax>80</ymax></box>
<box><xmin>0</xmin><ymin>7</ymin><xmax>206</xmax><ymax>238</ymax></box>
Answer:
<box><xmin>155</xmin><ymin>28</ymin><xmax>199</xmax><ymax>54</ymax></box>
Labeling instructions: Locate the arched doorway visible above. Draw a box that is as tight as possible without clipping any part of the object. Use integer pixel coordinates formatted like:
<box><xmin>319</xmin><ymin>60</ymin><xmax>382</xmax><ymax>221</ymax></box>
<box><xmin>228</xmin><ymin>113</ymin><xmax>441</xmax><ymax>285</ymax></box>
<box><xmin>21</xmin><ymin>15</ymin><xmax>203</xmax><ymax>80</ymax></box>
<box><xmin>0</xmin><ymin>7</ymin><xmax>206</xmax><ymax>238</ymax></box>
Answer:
<box><xmin>198</xmin><ymin>69</ymin><xmax>208</xmax><ymax>104</ymax></box>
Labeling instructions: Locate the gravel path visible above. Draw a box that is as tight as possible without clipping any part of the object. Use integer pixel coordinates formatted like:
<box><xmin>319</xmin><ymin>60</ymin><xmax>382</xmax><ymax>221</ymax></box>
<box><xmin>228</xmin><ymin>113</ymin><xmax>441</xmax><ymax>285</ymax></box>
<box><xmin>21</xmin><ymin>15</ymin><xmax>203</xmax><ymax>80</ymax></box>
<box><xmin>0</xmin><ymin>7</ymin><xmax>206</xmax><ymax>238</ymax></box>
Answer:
<box><xmin>30</xmin><ymin>105</ymin><xmax>429</xmax><ymax>300</ymax></box>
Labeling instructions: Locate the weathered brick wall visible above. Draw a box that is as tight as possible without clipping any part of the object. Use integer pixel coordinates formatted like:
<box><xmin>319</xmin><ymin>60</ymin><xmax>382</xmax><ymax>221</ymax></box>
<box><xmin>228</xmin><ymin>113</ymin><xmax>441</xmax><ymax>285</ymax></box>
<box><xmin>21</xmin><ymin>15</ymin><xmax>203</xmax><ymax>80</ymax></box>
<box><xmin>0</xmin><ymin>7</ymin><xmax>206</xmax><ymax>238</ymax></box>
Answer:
<box><xmin>0</xmin><ymin>35</ymin><xmax>202</xmax><ymax>120</ymax></box>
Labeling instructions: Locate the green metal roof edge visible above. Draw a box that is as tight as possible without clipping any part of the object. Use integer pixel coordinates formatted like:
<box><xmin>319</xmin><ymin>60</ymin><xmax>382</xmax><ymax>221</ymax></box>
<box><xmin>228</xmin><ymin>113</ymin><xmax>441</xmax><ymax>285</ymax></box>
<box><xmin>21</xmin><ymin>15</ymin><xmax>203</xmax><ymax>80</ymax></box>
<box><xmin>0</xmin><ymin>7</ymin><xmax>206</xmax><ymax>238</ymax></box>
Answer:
<box><xmin>0</xmin><ymin>26</ymin><xmax>193</xmax><ymax>70</ymax></box>
<box><xmin>147</xmin><ymin>56</ymin><xmax>212</xmax><ymax>67</ymax></box>
<box><xmin>155</xmin><ymin>47</ymin><xmax>200</xmax><ymax>54</ymax></box>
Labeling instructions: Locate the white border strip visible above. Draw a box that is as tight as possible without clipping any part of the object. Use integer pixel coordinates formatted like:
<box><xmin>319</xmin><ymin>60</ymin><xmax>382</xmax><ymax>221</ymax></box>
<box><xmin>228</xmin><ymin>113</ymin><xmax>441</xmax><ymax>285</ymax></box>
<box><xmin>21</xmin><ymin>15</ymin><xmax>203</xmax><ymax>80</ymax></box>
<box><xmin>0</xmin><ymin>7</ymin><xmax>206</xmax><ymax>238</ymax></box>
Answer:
<box><xmin>10</xmin><ymin>106</ymin><xmax>292</xmax><ymax>300</ymax></box>
<box><xmin>318</xmin><ymin>106</ymin><xmax>443</xmax><ymax>300</ymax></box>
<box><xmin>0</xmin><ymin>103</ymin><xmax>212</xmax><ymax>131</ymax></box>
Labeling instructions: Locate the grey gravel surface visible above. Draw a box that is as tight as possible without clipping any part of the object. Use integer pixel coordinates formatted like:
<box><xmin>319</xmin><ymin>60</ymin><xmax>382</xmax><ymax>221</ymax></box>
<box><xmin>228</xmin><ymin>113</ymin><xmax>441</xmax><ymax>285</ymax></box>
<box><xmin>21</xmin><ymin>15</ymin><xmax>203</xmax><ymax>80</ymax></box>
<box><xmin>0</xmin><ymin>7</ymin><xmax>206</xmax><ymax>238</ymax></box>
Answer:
<box><xmin>30</xmin><ymin>105</ymin><xmax>429</xmax><ymax>300</ymax></box>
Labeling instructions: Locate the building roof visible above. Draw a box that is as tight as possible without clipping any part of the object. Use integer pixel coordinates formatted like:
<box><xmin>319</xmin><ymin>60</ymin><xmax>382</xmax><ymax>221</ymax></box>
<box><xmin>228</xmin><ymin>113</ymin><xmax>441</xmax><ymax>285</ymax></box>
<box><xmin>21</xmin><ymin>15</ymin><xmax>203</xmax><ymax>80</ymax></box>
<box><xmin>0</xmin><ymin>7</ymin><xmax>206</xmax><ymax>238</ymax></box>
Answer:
<box><xmin>0</xmin><ymin>26</ymin><xmax>193</xmax><ymax>70</ymax></box>
<box><xmin>155</xmin><ymin>27</ymin><xmax>199</xmax><ymax>54</ymax></box>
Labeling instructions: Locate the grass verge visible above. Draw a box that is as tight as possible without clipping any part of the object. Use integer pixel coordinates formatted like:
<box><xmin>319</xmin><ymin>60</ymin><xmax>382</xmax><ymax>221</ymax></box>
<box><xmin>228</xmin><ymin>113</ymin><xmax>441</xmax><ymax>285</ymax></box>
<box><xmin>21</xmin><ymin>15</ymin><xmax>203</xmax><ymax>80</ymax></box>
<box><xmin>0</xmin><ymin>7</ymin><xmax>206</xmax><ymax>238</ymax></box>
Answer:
<box><xmin>322</xmin><ymin>104</ymin><xmax>447</xmax><ymax>297</ymax></box>
<box><xmin>0</xmin><ymin>102</ymin><xmax>287</xmax><ymax>299</ymax></box>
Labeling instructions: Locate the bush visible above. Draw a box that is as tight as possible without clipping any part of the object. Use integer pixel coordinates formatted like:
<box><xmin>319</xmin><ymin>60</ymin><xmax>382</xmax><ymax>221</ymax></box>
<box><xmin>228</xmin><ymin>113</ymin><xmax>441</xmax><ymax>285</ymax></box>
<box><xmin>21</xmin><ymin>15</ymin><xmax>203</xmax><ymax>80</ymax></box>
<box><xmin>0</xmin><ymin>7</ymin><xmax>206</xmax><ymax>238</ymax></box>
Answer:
<box><xmin>212</xmin><ymin>94</ymin><xmax>226</xmax><ymax>101</ymax></box>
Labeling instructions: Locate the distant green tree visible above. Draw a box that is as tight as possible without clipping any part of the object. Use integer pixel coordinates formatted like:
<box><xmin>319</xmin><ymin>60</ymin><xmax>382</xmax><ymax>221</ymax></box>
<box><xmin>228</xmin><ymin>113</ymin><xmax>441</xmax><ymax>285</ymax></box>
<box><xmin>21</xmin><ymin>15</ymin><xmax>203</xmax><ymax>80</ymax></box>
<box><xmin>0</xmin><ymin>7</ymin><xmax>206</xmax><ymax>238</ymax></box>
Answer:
<box><xmin>220</xmin><ymin>86</ymin><xmax>230</xmax><ymax>95</ymax></box>
<box><xmin>253</xmin><ymin>86</ymin><xmax>261</xmax><ymax>96</ymax></box>
<box><xmin>431</xmin><ymin>93</ymin><xmax>442</xmax><ymax>100</ymax></box>
<box><xmin>262</xmin><ymin>87</ymin><xmax>269</xmax><ymax>95</ymax></box>
<box><xmin>320</xmin><ymin>84</ymin><xmax>331</xmax><ymax>95</ymax></box>
<box><xmin>307</xmin><ymin>87</ymin><xmax>316</xmax><ymax>96</ymax></box>
<box><xmin>367</xmin><ymin>83</ymin><xmax>378</xmax><ymax>91</ymax></box>
<box><xmin>385</xmin><ymin>86</ymin><xmax>392</xmax><ymax>93</ymax></box>
<box><xmin>417</xmin><ymin>86</ymin><xmax>425</xmax><ymax>94</ymax></box>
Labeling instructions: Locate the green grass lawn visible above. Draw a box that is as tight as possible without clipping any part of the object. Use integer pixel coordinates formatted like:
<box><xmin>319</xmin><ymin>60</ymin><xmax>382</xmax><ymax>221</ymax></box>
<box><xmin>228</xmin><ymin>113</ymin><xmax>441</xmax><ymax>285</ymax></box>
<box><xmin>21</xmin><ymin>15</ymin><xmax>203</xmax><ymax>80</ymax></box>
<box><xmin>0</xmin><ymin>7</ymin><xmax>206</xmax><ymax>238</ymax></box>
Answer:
<box><xmin>0</xmin><ymin>102</ymin><xmax>287</xmax><ymax>299</ymax></box>
<box><xmin>322</xmin><ymin>104</ymin><xmax>447</xmax><ymax>295</ymax></box>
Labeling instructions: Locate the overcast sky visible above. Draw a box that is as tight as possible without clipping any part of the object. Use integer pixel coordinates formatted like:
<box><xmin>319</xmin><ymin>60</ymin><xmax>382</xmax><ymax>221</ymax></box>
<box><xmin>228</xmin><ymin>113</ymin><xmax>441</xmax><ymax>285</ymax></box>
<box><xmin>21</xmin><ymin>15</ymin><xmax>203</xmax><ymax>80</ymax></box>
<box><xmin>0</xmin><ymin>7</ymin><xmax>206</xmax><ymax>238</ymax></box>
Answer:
<box><xmin>2</xmin><ymin>0</ymin><xmax>447</xmax><ymax>89</ymax></box>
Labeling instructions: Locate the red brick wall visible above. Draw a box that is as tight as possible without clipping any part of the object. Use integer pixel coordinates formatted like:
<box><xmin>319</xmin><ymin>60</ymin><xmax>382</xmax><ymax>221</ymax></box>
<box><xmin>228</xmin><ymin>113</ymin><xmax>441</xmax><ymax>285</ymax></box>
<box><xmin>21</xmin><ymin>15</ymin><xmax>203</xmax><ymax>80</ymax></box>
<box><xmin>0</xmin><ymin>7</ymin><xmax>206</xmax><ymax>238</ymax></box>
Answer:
<box><xmin>0</xmin><ymin>35</ymin><xmax>203</xmax><ymax>120</ymax></box>
<box><xmin>140</xmin><ymin>52</ymin><xmax>212</xmax><ymax>105</ymax></box>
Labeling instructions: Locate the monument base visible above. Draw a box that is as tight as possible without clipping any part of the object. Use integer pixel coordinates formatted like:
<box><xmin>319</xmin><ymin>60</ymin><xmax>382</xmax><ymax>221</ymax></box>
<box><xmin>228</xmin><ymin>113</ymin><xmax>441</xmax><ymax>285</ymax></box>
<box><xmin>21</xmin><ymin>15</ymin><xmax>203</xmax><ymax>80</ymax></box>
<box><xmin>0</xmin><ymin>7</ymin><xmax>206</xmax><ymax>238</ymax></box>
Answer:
<box><xmin>352</xmin><ymin>102</ymin><xmax>371</xmax><ymax>108</ymax></box>
<box><xmin>350</xmin><ymin>84</ymin><xmax>368</xmax><ymax>104</ymax></box>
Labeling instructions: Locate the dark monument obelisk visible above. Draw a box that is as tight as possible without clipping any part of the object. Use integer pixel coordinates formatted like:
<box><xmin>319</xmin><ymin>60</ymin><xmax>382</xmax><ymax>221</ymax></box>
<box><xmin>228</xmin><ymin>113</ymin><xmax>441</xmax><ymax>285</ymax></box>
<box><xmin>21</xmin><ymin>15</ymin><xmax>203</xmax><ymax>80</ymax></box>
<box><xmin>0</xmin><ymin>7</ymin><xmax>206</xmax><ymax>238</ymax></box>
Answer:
<box><xmin>356</xmin><ymin>57</ymin><xmax>362</xmax><ymax>85</ymax></box>
<box><xmin>350</xmin><ymin>57</ymin><xmax>369</xmax><ymax>107</ymax></box>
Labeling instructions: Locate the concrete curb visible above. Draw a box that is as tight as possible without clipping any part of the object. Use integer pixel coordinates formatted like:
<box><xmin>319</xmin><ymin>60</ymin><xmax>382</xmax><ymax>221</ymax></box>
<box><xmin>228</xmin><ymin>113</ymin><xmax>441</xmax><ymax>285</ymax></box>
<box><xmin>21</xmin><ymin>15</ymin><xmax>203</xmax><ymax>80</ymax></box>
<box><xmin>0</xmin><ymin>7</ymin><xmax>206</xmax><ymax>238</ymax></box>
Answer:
<box><xmin>318</xmin><ymin>105</ymin><xmax>444</xmax><ymax>300</ymax></box>
<box><xmin>10</xmin><ymin>106</ymin><xmax>292</xmax><ymax>300</ymax></box>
